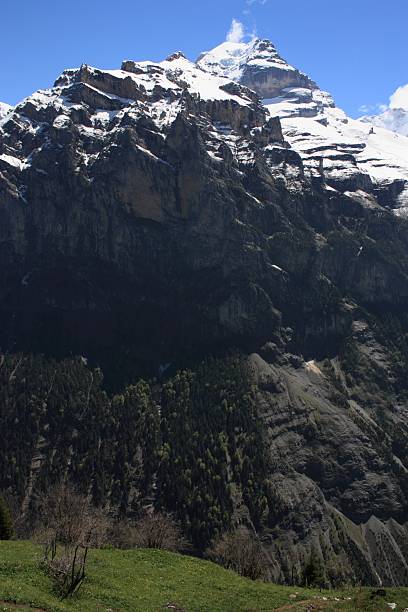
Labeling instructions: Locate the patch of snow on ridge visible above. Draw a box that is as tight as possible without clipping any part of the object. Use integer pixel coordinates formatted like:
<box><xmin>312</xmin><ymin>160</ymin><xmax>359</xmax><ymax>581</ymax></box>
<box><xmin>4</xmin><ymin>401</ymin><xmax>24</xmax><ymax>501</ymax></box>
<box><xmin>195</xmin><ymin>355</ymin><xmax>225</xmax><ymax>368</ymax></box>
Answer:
<box><xmin>150</xmin><ymin>99</ymin><xmax>182</xmax><ymax>129</ymax></box>
<box><xmin>87</xmin><ymin>56</ymin><xmax>253</xmax><ymax>106</ymax></box>
<box><xmin>0</xmin><ymin>153</ymin><xmax>22</xmax><ymax>169</ymax></box>
<box><xmin>160</xmin><ymin>53</ymin><xmax>251</xmax><ymax>105</ymax></box>
<box><xmin>52</xmin><ymin>58</ymin><xmax>253</xmax><ymax>109</ymax></box>
<box><xmin>104</xmin><ymin>66</ymin><xmax>180</xmax><ymax>94</ymax></box>
<box><xmin>0</xmin><ymin>102</ymin><xmax>13</xmax><ymax>123</ymax></box>
<box><xmin>263</xmin><ymin>88</ymin><xmax>335</xmax><ymax>120</ymax></box>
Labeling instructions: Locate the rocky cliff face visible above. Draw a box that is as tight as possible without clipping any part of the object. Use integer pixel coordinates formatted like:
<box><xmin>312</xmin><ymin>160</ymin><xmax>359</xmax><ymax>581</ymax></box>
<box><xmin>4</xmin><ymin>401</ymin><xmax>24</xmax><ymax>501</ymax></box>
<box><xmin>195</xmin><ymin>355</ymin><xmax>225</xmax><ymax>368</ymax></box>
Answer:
<box><xmin>1</xmin><ymin>43</ymin><xmax>408</xmax><ymax>586</ymax></box>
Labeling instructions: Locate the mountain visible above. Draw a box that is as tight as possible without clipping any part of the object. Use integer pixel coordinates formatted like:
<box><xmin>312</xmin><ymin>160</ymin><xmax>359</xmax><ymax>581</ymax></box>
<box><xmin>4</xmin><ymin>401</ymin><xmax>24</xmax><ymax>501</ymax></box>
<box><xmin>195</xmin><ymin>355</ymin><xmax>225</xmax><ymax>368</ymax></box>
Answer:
<box><xmin>0</xmin><ymin>51</ymin><xmax>285</xmax><ymax>373</ymax></box>
<box><xmin>360</xmin><ymin>106</ymin><xmax>408</xmax><ymax>138</ymax></box>
<box><xmin>198</xmin><ymin>40</ymin><xmax>408</xmax><ymax>215</ymax></box>
<box><xmin>1</xmin><ymin>42</ymin><xmax>408</xmax><ymax>586</ymax></box>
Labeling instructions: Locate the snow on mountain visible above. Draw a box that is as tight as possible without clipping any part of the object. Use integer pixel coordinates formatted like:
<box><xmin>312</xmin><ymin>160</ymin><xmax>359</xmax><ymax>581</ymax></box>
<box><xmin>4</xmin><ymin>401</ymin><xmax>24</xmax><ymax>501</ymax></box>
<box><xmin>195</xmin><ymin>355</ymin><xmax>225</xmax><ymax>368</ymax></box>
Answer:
<box><xmin>197</xmin><ymin>39</ymin><xmax>316</xmax><ymax>97</ymax></box>
<box><xmin>102</xmin><ymin>52</ymin><xmax>255</xmax><ymax>107</ymax></box>
<box><xmin>3</xmin><ymin>51</ymin><xmax>256</xmax><ymax>136</ymax></box>
<box><xmin>199</xmin><ymin>39</ymin><xmax>408</xmax><ymax>214</ymax></box>
<box><xmin>271</xmin><ymin>101</ymin><xmax>408</xmax><ymax>215</ymax></box>
<box><xmin>2</xmin><ymin>41</ymin><xmax>407</xmax><ymax>214</ymax></box>
<box><xmin>197</xmin><ymin>39</ymin><xmax>295</xmax><ymax>79</ymax></box>
<box><xmin>0</xmin><ymin>102</ymin><xmax>12</xmax><ymax>123</ymax></box>
<box><xmin>159</xmin><ymin>52</ymin><xmax>252</xmax><ymax>104</ymax></box>
<box><xmin>0</xmin><ymin>52</ymin><xmax>272</xmax><ymax>180</ymax></box>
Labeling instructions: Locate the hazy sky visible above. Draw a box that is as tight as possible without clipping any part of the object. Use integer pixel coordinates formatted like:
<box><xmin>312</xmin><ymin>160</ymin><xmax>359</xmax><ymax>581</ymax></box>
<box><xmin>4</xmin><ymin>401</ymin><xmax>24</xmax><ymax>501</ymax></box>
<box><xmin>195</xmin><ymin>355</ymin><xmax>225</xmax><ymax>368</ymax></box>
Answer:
<box><xmin>1</xmin><ymin>0</ymin><xmax>407</xmax><ymax>117</ymax></box>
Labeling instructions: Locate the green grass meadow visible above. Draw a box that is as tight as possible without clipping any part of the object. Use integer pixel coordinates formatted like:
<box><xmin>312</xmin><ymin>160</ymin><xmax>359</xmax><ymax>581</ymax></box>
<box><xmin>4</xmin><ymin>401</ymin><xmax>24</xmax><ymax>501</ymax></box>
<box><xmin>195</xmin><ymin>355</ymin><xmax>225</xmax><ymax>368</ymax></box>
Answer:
<box><xmin>0</xmin><ymin>541</ymin><xmax>407</xmax><ymax>611</ymax></box>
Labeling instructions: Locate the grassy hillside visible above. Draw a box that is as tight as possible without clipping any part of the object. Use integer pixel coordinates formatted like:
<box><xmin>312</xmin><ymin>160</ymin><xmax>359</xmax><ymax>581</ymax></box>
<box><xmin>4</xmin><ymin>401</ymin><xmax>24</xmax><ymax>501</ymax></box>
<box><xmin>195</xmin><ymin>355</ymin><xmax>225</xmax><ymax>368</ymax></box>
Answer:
<box><xmin>0</xmin><ymin>541</ymin><xmax>407</xmax><ymax>611</ymax></box>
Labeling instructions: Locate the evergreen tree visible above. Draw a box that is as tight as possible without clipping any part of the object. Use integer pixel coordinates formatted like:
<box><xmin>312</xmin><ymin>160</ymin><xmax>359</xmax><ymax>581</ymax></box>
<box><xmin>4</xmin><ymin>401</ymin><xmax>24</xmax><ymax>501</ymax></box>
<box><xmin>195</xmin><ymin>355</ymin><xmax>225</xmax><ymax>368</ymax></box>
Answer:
<box><xmin>302</xmin><ymin>550</ymin><xmax>326</xmax><ymax>588</ymax></box>
<box><xmin>0</xmin><ymin>495</ymin><xmax>13</xmax><ymax>540</ymax></box>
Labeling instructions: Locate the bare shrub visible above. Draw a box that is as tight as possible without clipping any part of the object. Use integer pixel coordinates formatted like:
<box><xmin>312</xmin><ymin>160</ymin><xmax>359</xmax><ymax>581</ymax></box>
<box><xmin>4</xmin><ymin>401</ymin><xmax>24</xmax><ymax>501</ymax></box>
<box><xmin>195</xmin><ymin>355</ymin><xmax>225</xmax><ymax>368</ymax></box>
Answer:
<box><xmin>45</xmin><ymin>543</ymin><xmax>90</xmax><ymax>596</ymax></box>
<box><xmin>107</xmin><ymin>518</ymin><xmax>137</xmax><ymax>549</ymax></box>
<box><xmin>132</xmin><ymin>512</ymin><xmax>186</xmax><ymax>551</ymax></box>
<box><xmin>35</xmin><ymin>482</ymin><xmax>109</xmax><ymax>597</ymax></box>
<box><xmin>206</xmin><ymin>528</ymin><xmax>268</xmax><ymax>580</ymax></box>
<box><xmin>110</xmin><ymin>511</ymin><xmax>186</xmax><ymax>551</ymax></box>
<box><xmin>37</xmin><ymin>482</ymin><xmax>108</xmax><ymax>548</ymax></box>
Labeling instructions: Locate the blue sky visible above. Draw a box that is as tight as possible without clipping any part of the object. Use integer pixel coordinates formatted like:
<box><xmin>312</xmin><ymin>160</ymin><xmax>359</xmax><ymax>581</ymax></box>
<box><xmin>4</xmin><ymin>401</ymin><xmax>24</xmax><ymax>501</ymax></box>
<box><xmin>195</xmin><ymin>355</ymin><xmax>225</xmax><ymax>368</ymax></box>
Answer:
<box><xmin>1</xmin><ymin>0</ymin><xmax>407</xmax><ymax>117</ymax></box>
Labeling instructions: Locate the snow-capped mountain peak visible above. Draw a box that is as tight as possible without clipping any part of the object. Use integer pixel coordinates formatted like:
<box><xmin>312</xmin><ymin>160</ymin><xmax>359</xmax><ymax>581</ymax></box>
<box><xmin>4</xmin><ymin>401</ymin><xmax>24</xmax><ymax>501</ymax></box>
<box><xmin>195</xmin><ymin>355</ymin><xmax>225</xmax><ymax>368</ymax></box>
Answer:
<box><xmin>198</xmin><ymin>38</ymin><xmax>408</xmax><ymax>214</ymax></box>
<box><xmin>197</xmin><ymin>38</ymin><xmax>317</xmax><ymax>97</ymax></box>
<box><xmin>197</xmin><ymin>39</ymin><xmax>287</xmax><ymax>78</ymax></box>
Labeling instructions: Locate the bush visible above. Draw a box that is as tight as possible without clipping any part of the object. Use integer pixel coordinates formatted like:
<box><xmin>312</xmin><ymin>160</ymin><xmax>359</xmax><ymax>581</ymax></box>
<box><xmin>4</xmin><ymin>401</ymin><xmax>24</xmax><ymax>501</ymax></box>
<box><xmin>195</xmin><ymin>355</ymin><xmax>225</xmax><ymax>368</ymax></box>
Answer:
<box><xmin>108</xmin><ymin>519</ymin><xmax>137</xmax><ymax>549</ymax></box>
<box><xmin>206</xmin><ymin>529</ymin><xmax>268</xmax><ymax>580</ymax></box>
<box><xmin>35</xmin><ymin>482</ymin><xmax>109</xmax><ymax>597</ymax></box>
<box><xmin>132</xmin><ymin>512</ymin><xmax>187</xmax><ymax>551</ymax></box>
<box><xmin>0</xmin><ymin>495</ymin><xmax>14</xmax><ymax>540</ymax></box>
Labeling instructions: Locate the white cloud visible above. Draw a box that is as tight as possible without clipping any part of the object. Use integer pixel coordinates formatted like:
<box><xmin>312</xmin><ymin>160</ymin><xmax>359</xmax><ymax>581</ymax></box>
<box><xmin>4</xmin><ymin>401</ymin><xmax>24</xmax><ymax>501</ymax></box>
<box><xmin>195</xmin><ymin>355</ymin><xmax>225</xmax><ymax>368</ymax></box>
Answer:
<box><xmin>226</xmin><ymin>18</ymin><xmax>246</xmax><ymax>43</ymax></box>
<box><xmin>359</xmin><ymin>103</ymin><xmax>387</xmax><ymax>114</ymax></box>
<box><xmin>390</xmin><ymin>84</ymin><xmax>408</xmax><ymax>111</ymax></box>
<box><xmin>225</xmin><ymin>18</ymin><xmax>257</xmax><ymax>43</ymax></box>
<box><xmin>360</xmin><ymin>84</ymin><xmax>408</xmax><ymax>117</ymax></box>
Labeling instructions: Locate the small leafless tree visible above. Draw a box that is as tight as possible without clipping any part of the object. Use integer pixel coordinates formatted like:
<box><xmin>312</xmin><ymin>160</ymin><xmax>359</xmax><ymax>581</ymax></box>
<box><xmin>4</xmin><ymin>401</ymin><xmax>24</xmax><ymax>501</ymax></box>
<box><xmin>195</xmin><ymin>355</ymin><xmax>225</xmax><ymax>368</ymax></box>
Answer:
<box><xmin>35</xmin><ymin>482</ymin><xmax>109</xmax><ymax>597</ymax></box>
<box><xmin>110</xmin><ymin>511</ymin><xmax>187</xmax><ymax>552</ymax></box>
<box><xmin>108</xmin><ymin>518</ymin><xmax>136</xmax><ymax>549</ymax></box>
<box><xmin>133</xmin><ymin>511</ymin><xmax>187</xmax><ymax>551</ymax></box>
<box><xmin>206</xmin><ymin>528</ymin><xmax>268</xmax><ymax>580</ymax></box>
